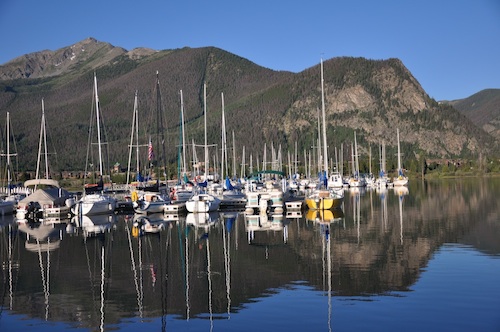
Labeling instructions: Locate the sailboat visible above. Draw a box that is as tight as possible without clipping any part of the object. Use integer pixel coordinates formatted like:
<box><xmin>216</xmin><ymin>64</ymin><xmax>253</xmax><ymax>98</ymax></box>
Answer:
<box><xmin>16</xmin><ymin>100</ymin><xmax>73</xmax><ymax>220</ymax></box>
<box><xmin>0</xmin><ymin>112</ymin><xmax>18</xmax><ymax>215</ymax></box>
<box><xmin>376</xmin><ymin>141</ymin><xmax>389</xmax><ymax>188</ymax></box>
<box><xmin>305</xmin><ymin>58</ymin><xmax>344</xmax><ymax>210</ymax></box>
<box><xmin>348</xmin><ymin>131</ymin><xmax>366</xmax><ymax>188</ymax></box>
<box><xmin>170</xmin><ymin>89</ymin><xmax>194</xmax><ymax>204</ymax></box>
<box><xmin>126</xmin><ymin>89</ymin><xmax>169</xmax><ymax>214</ymax></box>
<box><xmin>185</xmin><ymin>83</ymin><xmax>221</xmax><ymax>213</ymax></box>
<box><xmin>71</xmin><ymin>73</ymin><xmax>117</xmax><ymax>216</ymax></box>
<box><xmin>392</xmin><ymin>128</ymin><xmax>409</xmax><ymax>186</ymax></box>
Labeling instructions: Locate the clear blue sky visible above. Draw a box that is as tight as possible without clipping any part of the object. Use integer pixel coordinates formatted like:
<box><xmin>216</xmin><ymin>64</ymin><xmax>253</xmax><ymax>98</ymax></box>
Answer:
<box><xmin>1</xmin><ymin>0</ymin><xmax>499</xmax><ymax>101</ymax></box>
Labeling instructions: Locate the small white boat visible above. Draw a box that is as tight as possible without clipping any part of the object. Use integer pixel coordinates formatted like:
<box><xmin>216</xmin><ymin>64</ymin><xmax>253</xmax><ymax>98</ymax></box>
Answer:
<box><xmin>71</xmin><ymin>194</ymin><xmax>116</xmax><ymax>216</ymax></box>
<box><xmin>132</xmin><ymin>191</ymin><xmax>169</xmax><ymax>214</ymax></box>
<box><xmin>185</xmin><ymin>193</ymin><xmax>221</xmax><ymax>213</ymax></box>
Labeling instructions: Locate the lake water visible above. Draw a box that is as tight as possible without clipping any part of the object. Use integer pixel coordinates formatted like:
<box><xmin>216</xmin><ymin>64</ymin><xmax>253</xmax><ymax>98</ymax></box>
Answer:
<box><xmin>1</xmin><ymin>178</ymin><xmax>499</xmax><ymax>331</ymax></box>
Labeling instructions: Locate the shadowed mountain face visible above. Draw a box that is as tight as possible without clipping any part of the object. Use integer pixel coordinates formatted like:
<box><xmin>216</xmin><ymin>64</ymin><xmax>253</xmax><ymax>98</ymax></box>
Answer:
<box><xmin>445</xmin><ymin>89</ymin><xmax>500</xmax><ymax>141</ymax></box>
<box><xmin>0</xmin><ymin>38</ymin><xmax>497</xmax><ymax>172</ymax></box>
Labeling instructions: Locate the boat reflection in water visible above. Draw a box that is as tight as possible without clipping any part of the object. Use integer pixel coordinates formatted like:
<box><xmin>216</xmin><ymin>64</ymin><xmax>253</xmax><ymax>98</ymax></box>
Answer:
<box><xmin>186</xmin><ymin>211</ymin><xmax>219</xmax><ymax>229</ymax></box>
<box><xmin>71</xmin><ymin>213</ymin><xmax>116</xmax><ymax>238</ymax></box>
<box><xmin>17</xmin><ymin>219</ymin><xmax>68</xmax><ymax>322</ymax></box>
<box><xmin>132</xmin><ymin>213</ymin><xmax>171</xmax><ymax>236</ymax></box>
<box><xmin>244</xmin><ymin>212</ymin><xmax>289</xmax><ymax>245</ymax></box>
<box><xmin>305</xmin><ymin>208</ymin><xmax>344</xmax><ymax>224</ymax></box>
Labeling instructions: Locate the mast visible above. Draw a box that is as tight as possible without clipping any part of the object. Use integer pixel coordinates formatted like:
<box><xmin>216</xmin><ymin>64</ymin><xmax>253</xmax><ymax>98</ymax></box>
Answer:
<box><xmin>221</xmin><ymin>92</ymin><xmax>226</xmax><ymax>180</ymax></box>
<box><xmin>93</xmin><ymin>74</ymin><xmax>104</xmax><ymax>177</ymax></box>
<box><xmin>36</xmin><ymin>98</ymin><xmax>49</xmax><ymax>181</ymax></box>
<box><xmin>321</xmin><ymin>58</ymin><xmax>328</xmax><ymax>178</ymax></box>
<box><xmin>397</xmin><ymin>128</ymin><xmax>401</xmax><ymax>171</ymax></box>
<box><xmin>180</xmin><ymin>90</ymin><xmax>187</xmax><ymax>179</ymax></box>
<box><xmin>155</xmin><ymin>71</ymin><xmax>167</xmax><ymax>184</ymax></box>
<box><xmin>126</xmin><ymin>91</ymin><xmax>139</xmax><ymax>185</ymax></box>
<box><xmin>4</xmin><ymin>112</ymin><xmax>17</xmax><ymax>195</ymax></box>
<box><xmin>204</xmin><ymin>83</ymin><xmax>208</xmax><ymax>180</ymax></box>
<box><xmin>232</xmin><ymin>131</ymin><xmax>236</xmax><ymax>179</ymax></box>
<box><xmin>354</xmin><ymin>131</ymin><xmax>359</xmax><ymax>178</ymax></box>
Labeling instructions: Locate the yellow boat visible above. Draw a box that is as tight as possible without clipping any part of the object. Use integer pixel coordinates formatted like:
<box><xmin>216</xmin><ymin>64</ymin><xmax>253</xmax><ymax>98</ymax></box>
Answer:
<box><xmin>305</xmin><ymin>190</ymin><xmax>343</xmax><ymax>210</ymax></box>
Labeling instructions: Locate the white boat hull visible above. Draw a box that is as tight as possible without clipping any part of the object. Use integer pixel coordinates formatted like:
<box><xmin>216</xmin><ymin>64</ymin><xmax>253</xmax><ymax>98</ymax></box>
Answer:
<box><xmin>133</xmin><ymin>200</ymin><xmax>166</xmax><ymax>214</ymax></box>
<box><xmin>71</xmin><ymin>194</ymin><xmax>116</xmax><ymax>216</ymax></box>
<box><xmin>185</xmin><ymin>194</ymin><xmax>221</xmax><ymax>213</ymax></box>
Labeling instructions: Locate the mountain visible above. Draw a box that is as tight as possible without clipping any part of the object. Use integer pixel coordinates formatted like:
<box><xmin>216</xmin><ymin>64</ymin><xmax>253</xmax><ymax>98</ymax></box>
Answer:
<box><xmin>443</xmin><ymin>89</ymin><xmax>500</xmax><ymax>141</ymax></box>
<box><xmin>0</xmin><ymin>38</ymin><xmax>497</xmax><ymax>175</ymax></box>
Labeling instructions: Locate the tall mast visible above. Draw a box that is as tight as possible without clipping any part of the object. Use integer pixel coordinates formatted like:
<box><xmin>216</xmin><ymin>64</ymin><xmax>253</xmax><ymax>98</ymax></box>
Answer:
<box><xmin>126</xmin><ymin>91</ymin><xmax>139</xmax><ymax>185</ymax></box>
<box><xmin>94</xmin><ymin>73</ymin><xmax>104</xmax><ymax>177</ymax></box>
<box><xmin>155</xmin><ymin>71</ymin><xmax>167</xmax><ymax>183</ymax></box>
<box><xmin>397</xmin><ymin>128</ymin><xmax>401</xmax><ymax>171</ymax></box>
<box><xmin>5</xmin><ymin>112</ymin><xmax>17</xmax><ymax>195</ymax></box>
<box><xmin>204</xmin><ymin>83</ymin><xmax>208</xmax><ymax>179</ymax></box>
<box><xmin>232</xmin><ymin>130</ymin><xmax>236</xmax><ymax>179</ymax></box>
<box><xmin>321</xmin><ymin>58</ymin><xmax>328</xmax><ymax>177</ymax></box>
<box><xmin>221</xmin><ymin>92</ymin><xmax>226</xmax><ymax>180</ymax></box>
<box><xmin>180</xmin><ymin>90</ymin><xmax>187</xmax><ymax>178</ymax></box>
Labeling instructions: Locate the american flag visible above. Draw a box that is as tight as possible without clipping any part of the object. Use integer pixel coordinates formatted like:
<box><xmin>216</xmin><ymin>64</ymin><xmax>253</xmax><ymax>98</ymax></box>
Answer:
<box><xmin>148</xmin><ymin>140</ymin><xmax>154</xmax><ymax>161</ymax></box>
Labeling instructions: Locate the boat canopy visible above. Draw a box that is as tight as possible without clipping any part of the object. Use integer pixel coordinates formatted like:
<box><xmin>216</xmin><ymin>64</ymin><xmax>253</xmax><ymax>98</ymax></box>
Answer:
<box><xmin>23</xmin><ymin>179</ymin><xmax>61</xmax><ymax>188</ymax></box>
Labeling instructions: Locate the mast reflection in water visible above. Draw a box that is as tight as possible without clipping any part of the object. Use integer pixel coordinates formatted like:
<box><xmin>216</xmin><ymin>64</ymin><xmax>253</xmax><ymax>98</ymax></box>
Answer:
<box><xmin>1</xmin><ymin>178</ymin><xmax>499</xmax><ymax>331</ymax></box>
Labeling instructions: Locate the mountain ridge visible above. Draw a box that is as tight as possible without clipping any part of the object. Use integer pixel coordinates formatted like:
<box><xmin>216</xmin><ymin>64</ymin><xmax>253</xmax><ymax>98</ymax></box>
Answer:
<box><xmin>0</xmin><ymin>38</ymin><xmax>497</xmax><ymax>174</ymax></box>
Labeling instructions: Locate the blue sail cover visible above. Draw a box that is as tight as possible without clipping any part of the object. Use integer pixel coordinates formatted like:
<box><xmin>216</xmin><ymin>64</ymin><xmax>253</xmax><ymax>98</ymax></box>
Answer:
<box><xmin>136</xmin><ymin>172</ymin><xmax>144</xmax><ymax>182</ymax></box>
<box><xmin>319</xmin><ymin>171</ymin><xmax>328</xmax><ymax>187</ymax></box>
<box><xmin>225</xmin><ymin>177</ymin><xmax>235</xmax><ymax>190</ymax></box>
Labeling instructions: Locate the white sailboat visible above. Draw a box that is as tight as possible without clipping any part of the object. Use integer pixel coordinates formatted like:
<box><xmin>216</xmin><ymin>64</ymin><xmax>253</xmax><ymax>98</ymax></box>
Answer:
<box><xmin>126</xmin><ymin>90</ymin><xmax>170</xmax><ymax>214</ymax></box>
<box><xmin>0</xmin><ymin>112</ymin><xmax>18</xmax><ymax>215</ymax></box>
<box><xmin>392</xmin><ymin>128</ymin><xmax>409</xmax><ymax>186</ymax></box>
<box><xmin>16</xmin><ymin>100</ymin><xmax>73</xmax><ymax>219</ymax></box>
<box><xmin>305</xmin><ymin>58</ymin><xmax>344</xmax><ymax>210</ymax></box>
<box><xmin>170</xmin><ymin>89</ymin><xmax>194</xmax><ymax>204</ymax></box>
<box><xmin>72</xmin><ymin>73</ymin><xmax>117</xmax><ymax>216</ymax></box>
<box><xmin>376</xmin><ymin>141</ymin><xmax>389</xmax><ymax>188</ymax></box>
<box><xmin>186</xmin><ymin>83</ymin><xmax>221</xmax><ymax>213</ymax></box>
<box><xmin>348</xmin><ymin>131</ymin><xmax>366</xmax><ymax>188</ymax></box>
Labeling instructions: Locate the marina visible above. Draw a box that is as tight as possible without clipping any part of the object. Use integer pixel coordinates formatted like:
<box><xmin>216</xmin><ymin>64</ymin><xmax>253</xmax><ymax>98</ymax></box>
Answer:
<box><xmin>0</xmin><ymin>178</ymin><xmax>499</xmax><ymax>331</ymax></box>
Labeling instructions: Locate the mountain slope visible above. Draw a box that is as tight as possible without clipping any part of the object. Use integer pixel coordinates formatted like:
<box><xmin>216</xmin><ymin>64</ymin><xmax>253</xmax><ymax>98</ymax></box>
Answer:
<box><xmin>446</xmin><ymin>89</ymin><xmax>500</xmax><ymax>140</ymax></box>
<box><xmin>0</xmin><ymin>38</ymin><xmax>497</xmax><ymax>174</ymax></box>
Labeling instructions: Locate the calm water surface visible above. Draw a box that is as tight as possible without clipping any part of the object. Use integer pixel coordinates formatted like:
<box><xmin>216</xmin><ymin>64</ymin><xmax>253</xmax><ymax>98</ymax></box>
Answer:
<box><xmin>1</xmin><ymin>178</ymin><xmax>499</xmax><ymax>331</ymax></box>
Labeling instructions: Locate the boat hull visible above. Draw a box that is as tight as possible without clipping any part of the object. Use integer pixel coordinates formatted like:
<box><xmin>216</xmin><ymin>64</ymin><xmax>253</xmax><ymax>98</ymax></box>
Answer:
<box><xmin>71</xmin><ymin>194</ymin><xmax>116</xmax><ymax>216</ymax></box>
<box><xmin>305</xmin><ymin>190</ymin><xmax>343</xmax><ymax>210</ymax></box>
<box><xmin>185</xmin><ymin>194</ymin><xmax>221</xmax><ymax>213</ymax></box>
<box><xmin>392</xmin><ymin>176</ymin><xmax>409</xmax><ymax>186</ymax></box>
<box><xmin>305</xmin><ymin>196</ymin><xmax>343</xmax><ymax>210</ymax></box>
